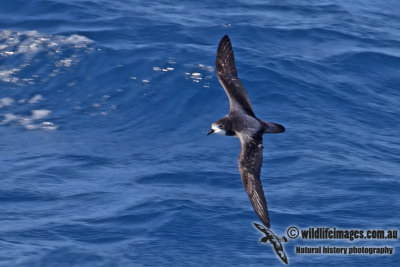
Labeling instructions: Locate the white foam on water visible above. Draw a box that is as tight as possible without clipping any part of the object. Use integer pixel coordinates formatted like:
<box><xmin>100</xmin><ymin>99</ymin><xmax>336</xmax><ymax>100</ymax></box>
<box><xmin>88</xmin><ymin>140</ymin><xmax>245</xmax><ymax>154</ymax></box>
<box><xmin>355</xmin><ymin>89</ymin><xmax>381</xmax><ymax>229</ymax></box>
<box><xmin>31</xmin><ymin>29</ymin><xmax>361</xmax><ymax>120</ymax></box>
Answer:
<box><xmin>63</xmin><ymin>34</ymin><xmax>93</xmax><ymax>48</ymax></box>
<box><xmin>0</xmin><ymin>68</ymin><xmax>20</xmax><ymax>83</ymax></box>
<box><xmin>0</xmin><ymin>30</ymin><xmax>94</xmax><ymax>85</ymax></box>
<box><xmin>28</xmin><ymin>94</ymin><xmax>43</xmax><ymax>104</ymax></box>
<box><xmin>41</xmin><ymin>121</ymin><xmax>58</xmax><ymax>131</ymax></box>
<box><xmin>1</xmin><ymin>109</ymin><xmax>56</xmax><ymax>131</ymax></box>
<box><xmin>184</xmin><ymin>64</ymin><xmax>215</xmax><ymax>85</ymax></box>
<box><xmin>0</xmin><ymin>97</ymin><xmax>14</xmax><ymax>108</ymax></box>
<box><xmin>2</xmin><ymin>113</ymin><xmax>19</xmax><ymax>123</ymax></box>
<box><xmin>198</xmin><ymin>64</ymin><xmax>214</xmax><ymax>72</ymax></box>
<box><xmin>56</xmin><ymin>58</ymin><xmax>73</xmax><ymax>68</ymax></box>
<box><xmin>154</xmin><ymin>65</ymin><xmax>174</xmax><ymax>72</ymax></box>
<box><xmin>31</xmin><ymin>109</ymin><xmax>51</xmax><ymax>120</ymax></box>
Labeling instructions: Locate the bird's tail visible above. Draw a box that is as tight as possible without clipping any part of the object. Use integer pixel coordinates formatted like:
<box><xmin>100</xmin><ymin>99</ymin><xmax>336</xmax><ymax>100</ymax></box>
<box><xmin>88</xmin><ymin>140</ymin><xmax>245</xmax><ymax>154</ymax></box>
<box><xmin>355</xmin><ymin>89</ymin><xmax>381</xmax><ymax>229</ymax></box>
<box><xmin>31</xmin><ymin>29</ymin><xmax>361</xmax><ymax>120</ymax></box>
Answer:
<box><xmin>262</xmin><ymin>121</ymin><xmax>285</xmax><ymax>134</ymax></box>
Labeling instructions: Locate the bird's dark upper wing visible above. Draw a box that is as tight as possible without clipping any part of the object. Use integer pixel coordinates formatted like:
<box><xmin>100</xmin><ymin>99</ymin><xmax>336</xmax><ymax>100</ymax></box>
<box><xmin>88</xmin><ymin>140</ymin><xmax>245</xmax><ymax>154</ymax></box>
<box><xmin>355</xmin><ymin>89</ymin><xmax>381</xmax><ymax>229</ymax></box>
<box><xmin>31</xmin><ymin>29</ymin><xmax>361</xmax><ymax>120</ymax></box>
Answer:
<box><xmin>237</xmin><ymin>133</ymin><xmax>270</xmax><ymax>228</ymax></box>
<box><xmin>216</xmin><ymin>35</ymin><xmax>256</xmax><ymax>117</ymax></box>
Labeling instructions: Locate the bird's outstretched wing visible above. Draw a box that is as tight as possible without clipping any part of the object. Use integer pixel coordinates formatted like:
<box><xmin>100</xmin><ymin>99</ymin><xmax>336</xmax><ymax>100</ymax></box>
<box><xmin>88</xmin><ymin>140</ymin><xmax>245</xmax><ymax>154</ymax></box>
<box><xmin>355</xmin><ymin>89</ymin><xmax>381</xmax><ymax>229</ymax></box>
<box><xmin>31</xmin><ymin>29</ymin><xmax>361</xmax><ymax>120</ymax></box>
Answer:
<box><xmin>216</xmin><ymin>35</ymin><xmax>256</xmax><ymax>117</ymax></box>
<box><xmin>237</xmin><ymin>133</ymin><xmax>270</xmax><ymax>228</ymax></box>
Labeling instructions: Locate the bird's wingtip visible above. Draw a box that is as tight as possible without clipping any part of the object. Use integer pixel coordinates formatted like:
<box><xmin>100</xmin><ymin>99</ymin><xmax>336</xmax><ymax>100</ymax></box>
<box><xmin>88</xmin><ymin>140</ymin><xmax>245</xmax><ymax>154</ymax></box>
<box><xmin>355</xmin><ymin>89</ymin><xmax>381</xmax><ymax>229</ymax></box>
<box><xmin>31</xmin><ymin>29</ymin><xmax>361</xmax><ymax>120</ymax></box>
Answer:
<box><xmin>216</xmin><ymin>34</ymin><xmax>237</xmax><ymax>77</ymax></box>
<box><xmin>221</xmin><ymin>34</ymin><xmax>230</xmax><ymax>40</ymax></box>
<box><xmin>218</xmin><ymin>35</ymin><xmax>231</xmax><ymax>48</ymax></box>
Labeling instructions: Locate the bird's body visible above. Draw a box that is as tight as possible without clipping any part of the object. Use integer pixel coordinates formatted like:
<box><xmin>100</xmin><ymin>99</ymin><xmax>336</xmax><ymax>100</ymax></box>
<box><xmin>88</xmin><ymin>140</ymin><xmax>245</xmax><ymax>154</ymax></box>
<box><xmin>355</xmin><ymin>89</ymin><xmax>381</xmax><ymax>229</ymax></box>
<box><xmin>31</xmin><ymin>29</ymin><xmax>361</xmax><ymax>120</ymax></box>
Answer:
<box><xmin>208</xmin><ymin>35</ymin><xmax>285</xmax><ymax>229</ymax></box>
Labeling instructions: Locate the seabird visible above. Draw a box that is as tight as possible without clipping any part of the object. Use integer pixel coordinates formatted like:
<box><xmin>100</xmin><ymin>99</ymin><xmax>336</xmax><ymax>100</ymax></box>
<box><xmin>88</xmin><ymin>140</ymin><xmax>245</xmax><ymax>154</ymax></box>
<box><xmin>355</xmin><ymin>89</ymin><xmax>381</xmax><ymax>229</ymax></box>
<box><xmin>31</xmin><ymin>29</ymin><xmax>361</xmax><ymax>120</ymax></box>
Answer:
<box><xmin>254</xmin><ymin>223</ymin><xmax>288</xmax><ymax>264</ymax></box>
<box><xmin>208</xmin><ymin>35</ymin><xmax>285</xmax><ymax>229</ymax></box>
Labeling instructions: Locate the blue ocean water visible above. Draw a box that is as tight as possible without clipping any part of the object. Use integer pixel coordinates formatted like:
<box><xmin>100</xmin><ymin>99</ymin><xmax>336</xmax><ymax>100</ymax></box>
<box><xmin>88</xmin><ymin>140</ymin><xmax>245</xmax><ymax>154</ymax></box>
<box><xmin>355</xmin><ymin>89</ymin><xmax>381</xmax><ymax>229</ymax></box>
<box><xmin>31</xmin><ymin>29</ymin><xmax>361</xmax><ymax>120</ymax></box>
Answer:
<box><xmin>0</xmin><ymin>0</ymin><xmax>399</xmax><ymax>266</ymax></box>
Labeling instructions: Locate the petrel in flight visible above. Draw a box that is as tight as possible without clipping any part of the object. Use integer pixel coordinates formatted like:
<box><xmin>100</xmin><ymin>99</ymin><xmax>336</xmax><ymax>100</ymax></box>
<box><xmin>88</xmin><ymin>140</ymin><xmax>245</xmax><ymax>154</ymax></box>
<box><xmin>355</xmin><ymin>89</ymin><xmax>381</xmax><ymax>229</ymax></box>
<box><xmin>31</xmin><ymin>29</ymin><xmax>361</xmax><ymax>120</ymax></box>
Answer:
<box><xmin>207</xmin><ymin>35</ymin><xmax>285</xmax><ymax>229</ymax></box>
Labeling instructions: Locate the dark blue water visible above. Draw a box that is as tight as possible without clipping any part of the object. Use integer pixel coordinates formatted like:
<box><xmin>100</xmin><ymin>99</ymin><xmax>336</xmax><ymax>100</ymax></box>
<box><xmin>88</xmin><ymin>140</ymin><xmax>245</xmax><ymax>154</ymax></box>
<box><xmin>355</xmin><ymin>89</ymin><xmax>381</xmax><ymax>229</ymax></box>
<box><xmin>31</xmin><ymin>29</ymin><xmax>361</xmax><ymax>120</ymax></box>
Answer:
<box><xmin>1</xmin><ymin>0</ymin><xmax>399</xmax><ymax>266</ymax></box>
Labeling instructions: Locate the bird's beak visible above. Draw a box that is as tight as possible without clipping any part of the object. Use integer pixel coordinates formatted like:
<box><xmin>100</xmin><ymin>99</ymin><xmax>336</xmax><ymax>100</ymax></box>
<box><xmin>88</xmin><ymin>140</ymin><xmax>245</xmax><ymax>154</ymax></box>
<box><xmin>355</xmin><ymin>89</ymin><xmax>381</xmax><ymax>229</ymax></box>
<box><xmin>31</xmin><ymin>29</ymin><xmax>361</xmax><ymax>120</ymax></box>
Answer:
<box><xmin>207</xmin><ymin>129</ymin><xmax>214</xmax><ymax>135</ymax></box>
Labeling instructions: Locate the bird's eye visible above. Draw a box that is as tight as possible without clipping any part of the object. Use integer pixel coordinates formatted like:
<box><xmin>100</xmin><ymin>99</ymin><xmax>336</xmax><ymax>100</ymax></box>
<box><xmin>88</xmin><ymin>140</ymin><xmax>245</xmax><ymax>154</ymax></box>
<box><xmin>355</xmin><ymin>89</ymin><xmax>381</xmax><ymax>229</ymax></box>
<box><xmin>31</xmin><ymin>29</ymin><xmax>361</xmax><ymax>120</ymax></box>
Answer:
<box><xmin>218</xmin><ymin>124</ymin><xmax>223</xmax><ymax>128</ymax></box>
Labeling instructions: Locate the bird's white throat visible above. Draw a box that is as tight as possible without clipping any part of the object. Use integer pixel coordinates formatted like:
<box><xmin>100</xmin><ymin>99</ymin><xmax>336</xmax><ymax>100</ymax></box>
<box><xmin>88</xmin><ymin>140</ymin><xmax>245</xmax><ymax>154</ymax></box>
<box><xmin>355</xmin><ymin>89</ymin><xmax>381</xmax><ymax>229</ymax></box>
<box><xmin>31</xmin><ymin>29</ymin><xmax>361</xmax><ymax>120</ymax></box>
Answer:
<box><xmin>212</xmin><ymin>124</ymin><xmax>226</xmax><ymax>135</ymax></box>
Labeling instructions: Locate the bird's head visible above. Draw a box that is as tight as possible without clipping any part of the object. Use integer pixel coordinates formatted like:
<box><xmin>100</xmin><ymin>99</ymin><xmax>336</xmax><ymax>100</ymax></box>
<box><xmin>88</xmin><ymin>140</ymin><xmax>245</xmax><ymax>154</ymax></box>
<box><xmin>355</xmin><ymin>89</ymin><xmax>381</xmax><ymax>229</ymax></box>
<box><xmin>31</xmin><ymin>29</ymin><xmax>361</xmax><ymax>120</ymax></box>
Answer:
<box><xmin>207</xmin><ymin>117</ymin><xmax>231</xmax><ymax>136</ymax></box>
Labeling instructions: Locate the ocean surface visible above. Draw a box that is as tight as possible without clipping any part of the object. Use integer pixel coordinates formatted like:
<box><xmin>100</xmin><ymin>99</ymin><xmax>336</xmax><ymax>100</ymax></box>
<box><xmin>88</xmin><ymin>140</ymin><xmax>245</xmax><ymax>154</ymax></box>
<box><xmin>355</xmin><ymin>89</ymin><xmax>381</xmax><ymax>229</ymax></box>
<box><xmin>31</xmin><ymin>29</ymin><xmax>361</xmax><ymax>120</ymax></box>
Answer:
<box><xmin>0</xmin><ymin>0</ymin><xmax>399</xmax><ymax>266</ymax></box>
